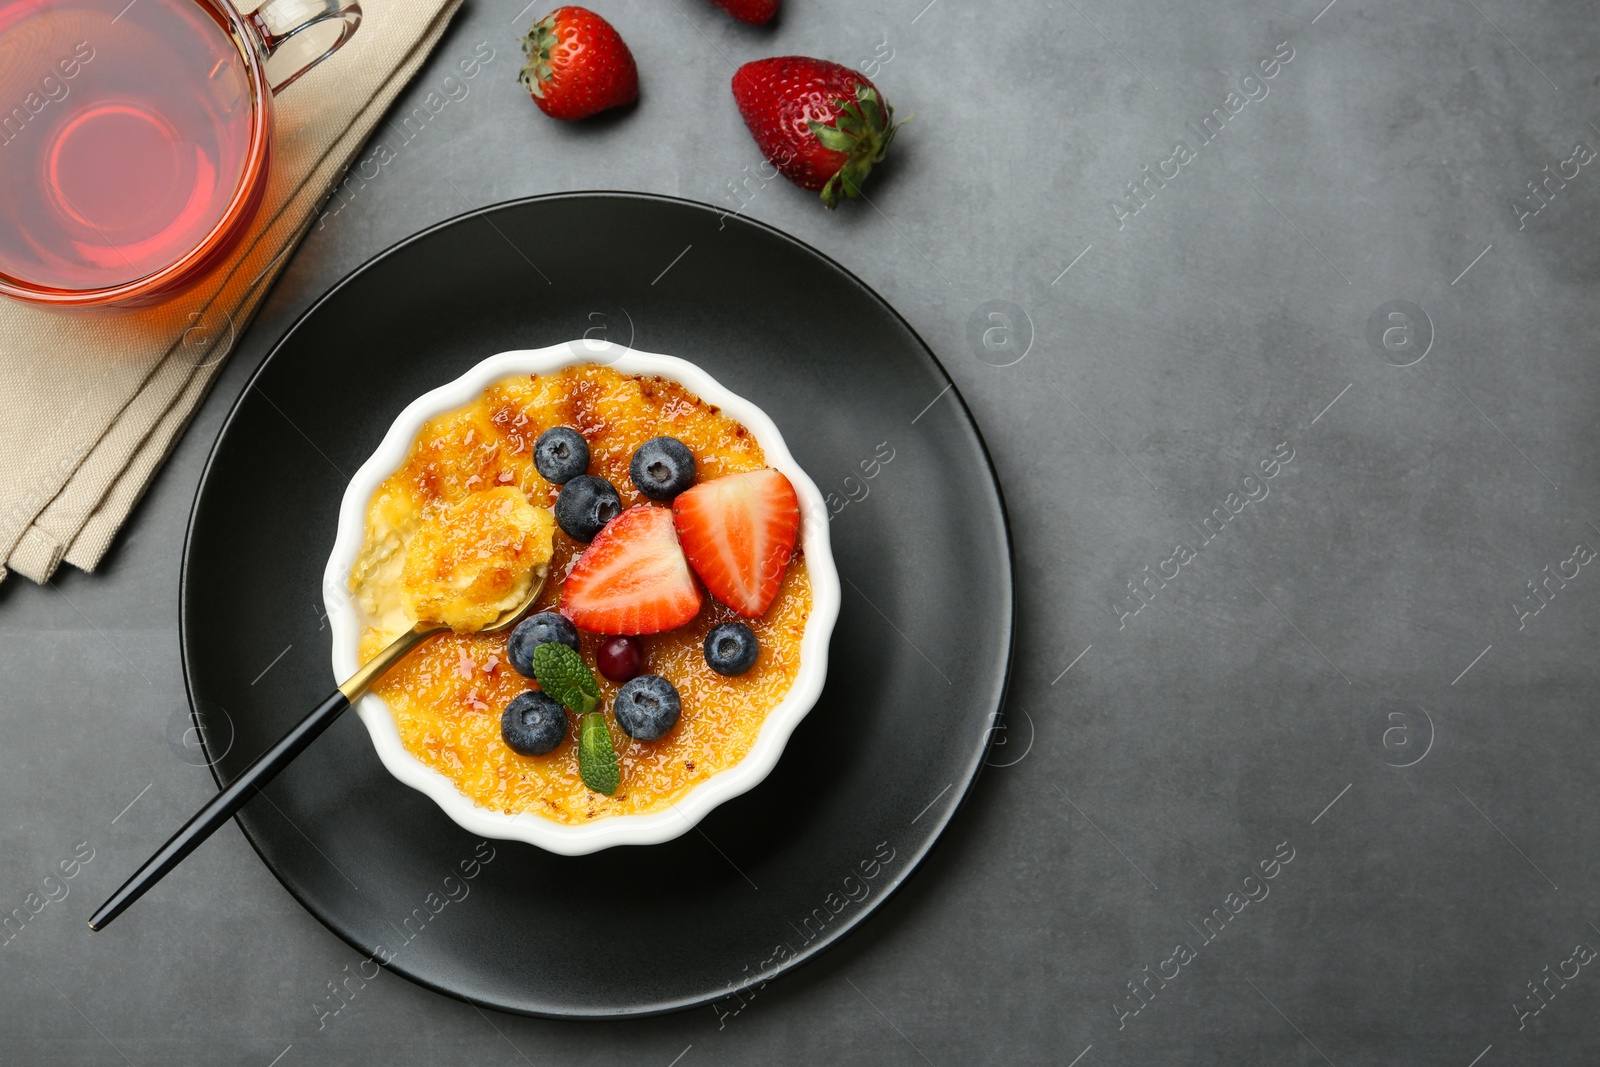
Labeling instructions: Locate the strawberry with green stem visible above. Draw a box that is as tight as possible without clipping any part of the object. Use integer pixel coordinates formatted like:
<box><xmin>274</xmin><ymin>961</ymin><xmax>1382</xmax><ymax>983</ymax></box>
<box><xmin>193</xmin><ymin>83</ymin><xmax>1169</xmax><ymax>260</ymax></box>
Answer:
<box><xmin>519</xmin><ymin>6</ymin><xmax>638</xmax><ymax>121</ymax></box>
<box><xmin>731</xmin><ymin>56</ymin><xmax>903</xmax><ymax>208</ymax></box>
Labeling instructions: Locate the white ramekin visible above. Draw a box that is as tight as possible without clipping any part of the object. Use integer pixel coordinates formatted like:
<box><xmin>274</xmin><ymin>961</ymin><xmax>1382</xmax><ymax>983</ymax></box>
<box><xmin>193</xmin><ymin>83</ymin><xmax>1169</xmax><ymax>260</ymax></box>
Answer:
<box><xmin>321</xmin><ymin>340</ymin><xmax>840</xmax><ymax>855</ymax></box>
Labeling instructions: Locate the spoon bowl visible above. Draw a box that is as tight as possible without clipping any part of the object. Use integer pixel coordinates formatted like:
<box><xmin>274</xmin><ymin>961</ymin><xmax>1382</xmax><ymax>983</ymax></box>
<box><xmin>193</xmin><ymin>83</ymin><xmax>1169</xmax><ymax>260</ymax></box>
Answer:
<box><xmin>337</xmin><ymin>562</ymin><xmax>549</xmax><ymax>702</ymax></box>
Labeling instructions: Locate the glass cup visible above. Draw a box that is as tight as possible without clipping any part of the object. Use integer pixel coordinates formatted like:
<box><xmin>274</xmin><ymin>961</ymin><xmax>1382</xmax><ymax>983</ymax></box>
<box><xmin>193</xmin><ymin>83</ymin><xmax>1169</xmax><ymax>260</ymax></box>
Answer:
<box><xmin>0</xmin><ymin>0</ymin><xmax>360</xmax><ymax>307</ymax></box>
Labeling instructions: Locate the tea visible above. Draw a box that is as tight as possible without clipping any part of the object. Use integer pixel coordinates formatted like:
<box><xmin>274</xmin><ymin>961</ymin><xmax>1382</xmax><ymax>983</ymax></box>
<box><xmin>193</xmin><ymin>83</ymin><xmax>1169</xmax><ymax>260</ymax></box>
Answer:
<box><xmin>0</xmin><ymin>0</ymin><xmax>257</xmax><ymax>293</ymax></box>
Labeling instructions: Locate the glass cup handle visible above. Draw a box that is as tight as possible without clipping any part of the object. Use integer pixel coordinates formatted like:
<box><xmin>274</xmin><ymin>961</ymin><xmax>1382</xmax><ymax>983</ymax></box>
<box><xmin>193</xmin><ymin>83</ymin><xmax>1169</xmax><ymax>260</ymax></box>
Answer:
<box><xmin>248</xmin><ymin>0</ymin><xmax>362</xmax><ymax>93</ymax></box>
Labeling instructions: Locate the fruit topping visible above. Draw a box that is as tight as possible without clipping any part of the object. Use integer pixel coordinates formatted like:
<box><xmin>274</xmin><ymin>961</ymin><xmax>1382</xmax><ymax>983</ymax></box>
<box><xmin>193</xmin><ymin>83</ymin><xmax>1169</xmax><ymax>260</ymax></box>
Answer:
<box><xmin>501</xmin><ymin>691</ymin><xmax>568</xmax><ymax>755</ymax></box>
<box><xmin>533</xmin><ymin>426</ymin><xmax>590</xmax><ymax>484</ymax></box>
<box><xmin>628</xmin><ymin>435</ymin><xmax>696</xmax><ymax>501</ymax></box>
<box><xmin>704</xmin><ymin>621</ymin><xmax>759</xmax><ymax>676</ymax></box>
<box><xmin>613</xmin><ymin>674</ymin><xmax>681</xmax><ymax>741</ymax></box>
<box><xmin>554</xmin><ymin>474</ymin><xmax>622</xmax><ymax>541</ymax></box>
<box><xmin>577</xmin><ymin>711</ymin><xmax>620</xmax><ymax>794</ymax></box>
<box><xmin>507</xmin><ymin>611</ymin><xmax>580</xmax><ymax>677</ymax></box>
<box><xmin>518</xmin><ymin>6</ymin><xmax>639</xmax><ymax>121</ymax></box>
<box><xmin>672</xmin><ymin>467</ymin><xmax>799</xmax><ymax>617</ymax></box>
<box><xmin>596</xmin><ymin>634</ymin><xmax>644</xmax><ymax>682</ymax></box>
<box><xmin>561</xmin><ymin>505</ymin><xmax>703</xmax><ymax>634</ymax></box>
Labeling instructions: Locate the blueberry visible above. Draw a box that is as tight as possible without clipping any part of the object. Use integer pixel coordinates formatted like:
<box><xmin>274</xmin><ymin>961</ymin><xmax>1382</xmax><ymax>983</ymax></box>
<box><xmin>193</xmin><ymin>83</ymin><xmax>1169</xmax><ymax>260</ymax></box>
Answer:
<box><xmin>629</xmin><ymin>436</ymin><xmax>696</xmax><ymax>501</ymax></box>
<box><xmin>612</xmin><ymin>674</ymin><xmax>681</xmax><ymax>742</ymax></box>
<box><xmin>507</xmin><ymin>611</ymin><xmax>579</xmax><ymax>677</ymax></box>
<box><xmin>502</xmin><ymin>691</ymin><xmax>568</xmax><ymax>755</ymax></box>
<box><xmin>554</xmin><ymin>474</ymin><xmax>622</xmax><ymax>540</ymax></box>
<box><xmin>534</xmin><ymin>427</ymin><xmax>590</xmax><ymax>484</ymax></box>
<box><xmin>704</xmin><ymin>622</ymin><xmax>759</xmax><ymax>676</ymax></box>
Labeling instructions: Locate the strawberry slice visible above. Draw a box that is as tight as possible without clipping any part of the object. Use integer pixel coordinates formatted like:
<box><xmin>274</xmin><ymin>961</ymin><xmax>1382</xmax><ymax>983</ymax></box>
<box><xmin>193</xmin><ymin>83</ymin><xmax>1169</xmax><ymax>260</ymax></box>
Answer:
<box><xmin>560</xmin><ymin>505</ymin><xmax>702</xmax><ymax>634</ymax></box>
<box><xmin>672</xmin><ymin>468</ymin><xmax>800</xmax><ymax>618</ymax></box>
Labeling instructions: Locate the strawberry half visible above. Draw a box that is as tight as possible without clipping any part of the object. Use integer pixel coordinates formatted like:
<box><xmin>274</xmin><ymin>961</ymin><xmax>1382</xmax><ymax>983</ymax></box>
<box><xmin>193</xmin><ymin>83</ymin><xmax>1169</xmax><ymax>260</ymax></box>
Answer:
<box><xmin>519</xmin><ymin>6</ymin><xmax>639</xmax><ymax>121</ymax></box>
<box><xmin>672</xmin><ymin>468</ymin><xmax>799</xmax><ymax>618</ymax></box>
<box><xmin>731</xmin><ymin>56</ymin><xmax>901</xmax><ymax>208</ymax></box>
<box><xmin>561</xmin><ymin>505</ymin><xmax>702</xmax><ymax>634</ymax></box>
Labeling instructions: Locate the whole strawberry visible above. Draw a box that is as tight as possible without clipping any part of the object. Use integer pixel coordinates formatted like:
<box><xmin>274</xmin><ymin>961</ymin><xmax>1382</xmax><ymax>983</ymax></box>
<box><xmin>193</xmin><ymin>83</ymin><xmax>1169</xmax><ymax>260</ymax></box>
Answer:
<box><xmin>731</xmin><ymin>56</ymin><xmax>901</xmax><ymax>208</ymax></box>
<box><xmin>519</xmin><ymin>6</ymin><xmax>638</xmax><ymax>120</ymax></box>
<box><xmin>709</xmin><ymin>0</ymin><xmax>779</xmax><ymax>24</ymax></box>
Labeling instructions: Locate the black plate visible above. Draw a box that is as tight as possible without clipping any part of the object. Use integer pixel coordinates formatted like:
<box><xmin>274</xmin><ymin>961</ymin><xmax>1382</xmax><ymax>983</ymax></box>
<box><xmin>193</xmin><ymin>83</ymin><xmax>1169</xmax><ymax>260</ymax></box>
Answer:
<box><xmin>181</xmin><ymin>192</ymin><xmax>1013</xmax><ymax>1017</ymax></box>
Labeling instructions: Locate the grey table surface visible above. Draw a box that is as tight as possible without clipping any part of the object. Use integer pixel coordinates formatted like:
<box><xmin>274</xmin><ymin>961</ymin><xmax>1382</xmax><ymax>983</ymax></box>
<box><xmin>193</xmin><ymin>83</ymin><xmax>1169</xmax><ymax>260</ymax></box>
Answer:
<box><xmin>4</xmin><ymin>0</ymin><xmax>1600</xmax><ymax>1062</ymax></box>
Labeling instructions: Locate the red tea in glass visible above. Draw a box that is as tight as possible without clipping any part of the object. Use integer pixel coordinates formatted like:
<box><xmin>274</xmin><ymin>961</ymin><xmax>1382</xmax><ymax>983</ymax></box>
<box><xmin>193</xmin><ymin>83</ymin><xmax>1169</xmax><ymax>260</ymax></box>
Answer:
<box><xmin>0</xmin><ymin>0</ymin><xmax>359</xmax><ymax>307</ymax></box>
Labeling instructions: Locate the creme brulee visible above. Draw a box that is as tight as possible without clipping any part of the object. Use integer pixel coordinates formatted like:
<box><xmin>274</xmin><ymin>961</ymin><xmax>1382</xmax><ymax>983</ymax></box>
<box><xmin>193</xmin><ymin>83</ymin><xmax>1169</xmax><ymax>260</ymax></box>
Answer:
<box><xmin>350</xmin><ymin>364</ymin><xmax>812</xmax><ymax>823</ymax></box>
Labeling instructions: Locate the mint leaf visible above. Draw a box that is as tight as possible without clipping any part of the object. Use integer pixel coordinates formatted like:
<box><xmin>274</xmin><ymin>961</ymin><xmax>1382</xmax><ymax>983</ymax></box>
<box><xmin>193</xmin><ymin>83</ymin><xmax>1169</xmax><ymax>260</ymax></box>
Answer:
<box><xmin>532</xmin><ymin>642</ymin><xmax>599</xmax><ymax>717</ymax></box>
<box><xmin>578</xmin><ymin>712</ymin><xmax>620</xmax><ymax>795</ymax></box>
<box><xmin>533</xmin><ymin>644</ymin><xmax>616</xmax><ymax>793</ymax></box>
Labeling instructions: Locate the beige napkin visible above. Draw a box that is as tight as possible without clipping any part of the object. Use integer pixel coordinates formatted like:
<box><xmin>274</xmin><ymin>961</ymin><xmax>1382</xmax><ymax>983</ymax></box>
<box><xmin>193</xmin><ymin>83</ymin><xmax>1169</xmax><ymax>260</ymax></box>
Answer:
<box><xmin>0</xmin><ymin>0</ymin><xmax>461</xmax><ymax>585</ymax></box>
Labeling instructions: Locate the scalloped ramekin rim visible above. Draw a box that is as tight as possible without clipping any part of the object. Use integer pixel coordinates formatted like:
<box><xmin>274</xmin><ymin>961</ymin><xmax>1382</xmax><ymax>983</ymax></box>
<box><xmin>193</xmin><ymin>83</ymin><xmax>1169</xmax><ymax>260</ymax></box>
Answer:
<box><xmin>320</xmin><ymin>340</ymin><xmax>840</xmax><ymax>855</ymax></box>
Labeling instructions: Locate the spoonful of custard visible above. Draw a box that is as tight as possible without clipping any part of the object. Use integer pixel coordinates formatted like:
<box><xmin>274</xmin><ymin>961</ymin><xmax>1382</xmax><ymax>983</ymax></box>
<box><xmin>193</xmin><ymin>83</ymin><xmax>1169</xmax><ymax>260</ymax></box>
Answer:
<box><xmin>401</xmin><ymin>486</ymin><xmax>555</xmax><ymax>630</ymax></box>
<box><xmin>89</xmin><ymin>490</ymin><xmax>557</xmax><ymax>932</ymax></box>
<box><xmin>347</xmin><ymin>487</ymin><xmax>556</xmax><ymax>690</ymax></box>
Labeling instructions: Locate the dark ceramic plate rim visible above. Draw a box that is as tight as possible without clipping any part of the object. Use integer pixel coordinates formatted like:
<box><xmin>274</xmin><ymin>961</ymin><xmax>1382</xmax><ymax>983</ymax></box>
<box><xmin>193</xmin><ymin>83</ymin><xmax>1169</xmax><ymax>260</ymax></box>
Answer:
<box><xmin>178</xmin><ymin>191</ymin><xmax>1015</xmax><ymax>1018</ymax></box>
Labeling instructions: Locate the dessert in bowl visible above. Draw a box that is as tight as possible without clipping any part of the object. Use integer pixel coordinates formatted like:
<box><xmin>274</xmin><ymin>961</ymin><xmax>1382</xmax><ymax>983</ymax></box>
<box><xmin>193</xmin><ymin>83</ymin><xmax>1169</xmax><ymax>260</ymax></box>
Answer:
<box><xmin>322</xmin><ymin>341</ymin><xmax>839</xmax><ymax>854</ymax></box>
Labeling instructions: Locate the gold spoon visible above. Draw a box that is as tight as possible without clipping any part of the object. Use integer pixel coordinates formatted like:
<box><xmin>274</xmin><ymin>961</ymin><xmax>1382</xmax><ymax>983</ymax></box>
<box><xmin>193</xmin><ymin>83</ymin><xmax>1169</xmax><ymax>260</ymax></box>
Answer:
<box><xmin>88</xmin><ymin>565</ymin><xmax>550</xmax><ymax>932</ymax></box>
<box><xmin>340</xmin><ymin>563</ymin><xmax>550</xmax><ymax>702</ymax></box>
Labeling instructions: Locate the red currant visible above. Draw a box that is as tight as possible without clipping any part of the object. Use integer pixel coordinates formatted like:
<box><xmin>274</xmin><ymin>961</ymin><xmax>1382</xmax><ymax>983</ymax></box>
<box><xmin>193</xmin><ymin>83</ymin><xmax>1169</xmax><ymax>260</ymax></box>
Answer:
<box><xmin>597</xmin><ymin>635</ymin><xmax>644</xmax><ymax>683</ymax></box>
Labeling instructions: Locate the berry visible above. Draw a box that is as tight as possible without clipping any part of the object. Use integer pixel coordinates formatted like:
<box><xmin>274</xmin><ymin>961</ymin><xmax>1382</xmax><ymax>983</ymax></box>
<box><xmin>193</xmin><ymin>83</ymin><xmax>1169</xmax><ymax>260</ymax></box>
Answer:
<box><xmin>502</xmin><ymin>691</ymin><xmax>568</xmax><ymax>755</ymax></box>
<box><xmin>597</xmin><ymin>635</ymin><xmax>644</xmax><ymax>682</ymax></box>
<box><xmin>731</xmin><ymin>56</ymin><xmax>901</xmax><ymax>208</ymax></box>
<box><xmin>554</xmin><ymin>474</ymin><xmax>622</xmax><ymax>541</ymax></box>
<box><xmin>561</xmin><ymin>505</ymin><xmax>703</xmax><ymax>634</ymax></box>
<box><xmin>518</xmin><ymin>6</ymin><xmax>638</xmax><ymax>121</ymax></box>
<box><xmin>704</xmin><ymin>622</ymin><xmax>759</xmax><ymax>676</ymax></box>
<box><xmin>629</xmin><ymin>436</ymin><xmax>696</xmax><ymax>501</ymax></box>
<box><xmin>613</xmin><ymin>674</ymin><xmax>681</xmax><ymax>741</ymax></box>
<box><xmin>534</xmin><ymin>427</ymin><xmax>589</xmax><ymax>484</ymax></box>
<box><xmin>709</xmin><ymin>0</ymin><xmax>778</xmax><ymax>25</ymax></box>
<box><xmin>507</xmin><ymin>611</ymin><xmax>580</xmax><ymax>677</ymax></box>
<box><xmin>672</xmin><ymin>468</ymin><xmax>799</xmax><ymax>617</ymax></box>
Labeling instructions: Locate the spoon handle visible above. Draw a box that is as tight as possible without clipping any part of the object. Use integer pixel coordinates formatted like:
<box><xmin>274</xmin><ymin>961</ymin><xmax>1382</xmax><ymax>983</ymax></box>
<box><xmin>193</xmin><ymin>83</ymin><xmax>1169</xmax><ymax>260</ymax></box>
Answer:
<box><xmin>88</xmin><ymin>625</ymin><xmax>443</xmax><ymax>932</ymax></box>
<box><xmin>88</xmin><ymin>689</ymin><xmax>351</xmax><ymax>931</ymax></box>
